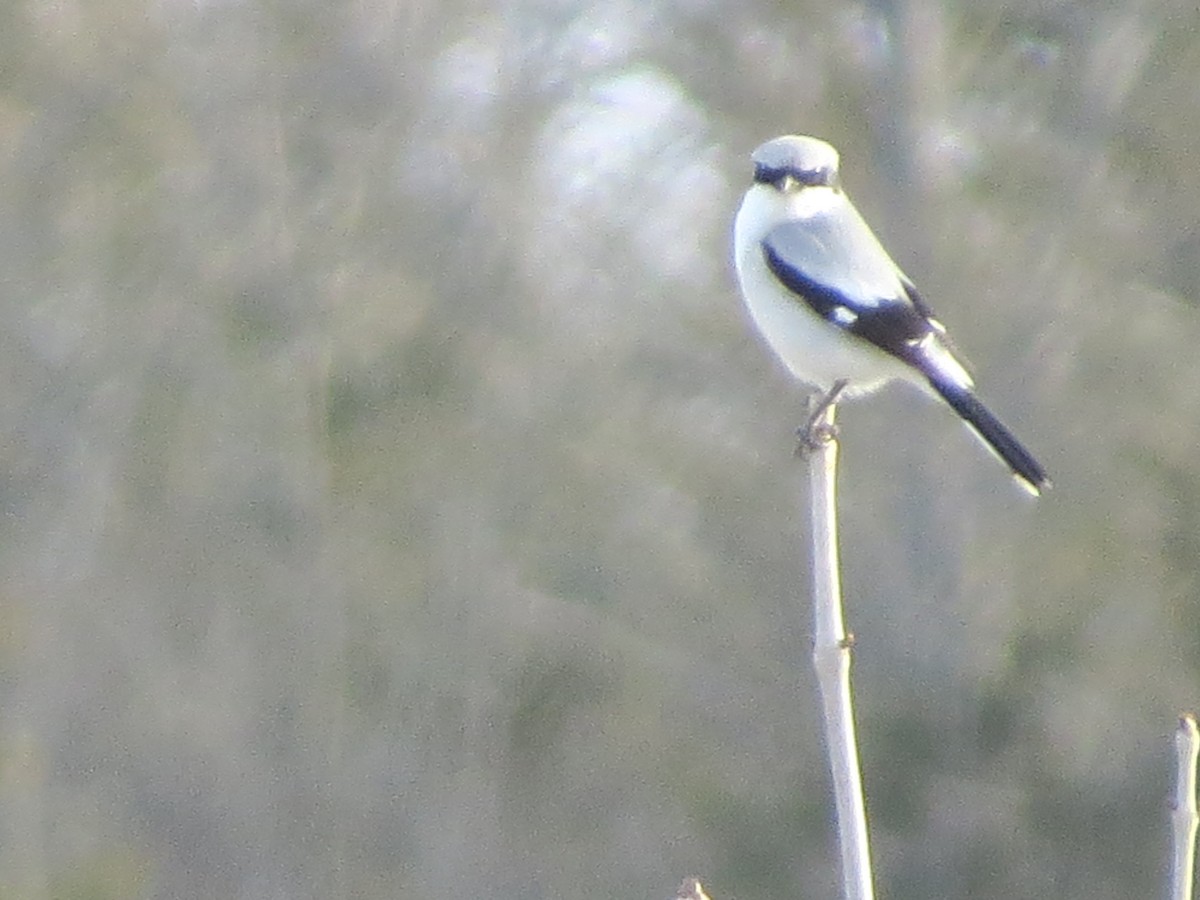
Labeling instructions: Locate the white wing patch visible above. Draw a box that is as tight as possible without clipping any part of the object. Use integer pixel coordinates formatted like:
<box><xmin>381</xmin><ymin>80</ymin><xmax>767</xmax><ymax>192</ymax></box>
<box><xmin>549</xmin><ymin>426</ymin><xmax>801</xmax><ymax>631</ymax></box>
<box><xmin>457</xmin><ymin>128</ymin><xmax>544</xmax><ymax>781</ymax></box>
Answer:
<box><xmin>830</xmin><ymin>305</ymin><xmax>859</xmax><ymax>327</ymax></box>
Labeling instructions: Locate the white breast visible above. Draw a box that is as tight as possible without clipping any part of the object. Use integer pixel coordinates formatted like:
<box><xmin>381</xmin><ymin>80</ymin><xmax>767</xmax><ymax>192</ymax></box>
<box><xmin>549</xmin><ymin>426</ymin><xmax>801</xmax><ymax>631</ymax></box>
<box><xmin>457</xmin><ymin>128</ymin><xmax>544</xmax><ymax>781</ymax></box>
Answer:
<box><xmin>732</xmin><ymin>185</ymin><xmax>914</xmax><ymax>396</ymax></box>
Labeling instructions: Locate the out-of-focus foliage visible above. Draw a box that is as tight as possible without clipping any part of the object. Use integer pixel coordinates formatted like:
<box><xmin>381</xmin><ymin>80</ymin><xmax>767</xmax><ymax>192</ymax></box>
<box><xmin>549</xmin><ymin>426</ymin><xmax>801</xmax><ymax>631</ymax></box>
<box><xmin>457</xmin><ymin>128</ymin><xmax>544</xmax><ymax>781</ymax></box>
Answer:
<box><xmin>0</xmin><ymin>0</ymin><xmax>1197</xmax><ymax>897</ymax></box>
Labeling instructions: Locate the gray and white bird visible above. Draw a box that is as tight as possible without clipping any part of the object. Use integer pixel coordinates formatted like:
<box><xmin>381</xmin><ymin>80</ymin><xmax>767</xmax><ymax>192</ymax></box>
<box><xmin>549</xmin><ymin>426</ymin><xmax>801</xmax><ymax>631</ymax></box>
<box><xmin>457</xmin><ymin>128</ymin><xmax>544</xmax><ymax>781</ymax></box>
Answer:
<box><xmin>733</xmin><ymin>134</ymin><xmax>1049</xmax><ymax>494</ymax></box>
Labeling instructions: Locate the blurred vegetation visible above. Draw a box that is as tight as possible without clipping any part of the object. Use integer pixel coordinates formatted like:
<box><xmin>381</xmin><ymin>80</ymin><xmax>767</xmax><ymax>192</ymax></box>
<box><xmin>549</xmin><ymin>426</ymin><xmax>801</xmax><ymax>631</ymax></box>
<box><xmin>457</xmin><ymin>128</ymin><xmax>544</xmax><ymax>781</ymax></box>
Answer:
<box><xmin>0</xmin><ymin>0</ymin><xmax>1198</xmax><ymax>897</ymax></box>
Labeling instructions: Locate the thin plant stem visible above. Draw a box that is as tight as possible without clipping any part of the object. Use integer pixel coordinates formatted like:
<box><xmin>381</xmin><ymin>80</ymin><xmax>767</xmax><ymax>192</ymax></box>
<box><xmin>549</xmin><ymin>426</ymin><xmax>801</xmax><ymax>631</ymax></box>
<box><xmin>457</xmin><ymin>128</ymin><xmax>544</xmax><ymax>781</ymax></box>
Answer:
<box><xmin>1171</xmin><ymin>713</ymin><xmax>1199</xmax><ymax>900</ymax></box>
<box><xmin>805</xmin><ymin>387</ymin><xmax>874</xmax><ymax>900</ymax></box>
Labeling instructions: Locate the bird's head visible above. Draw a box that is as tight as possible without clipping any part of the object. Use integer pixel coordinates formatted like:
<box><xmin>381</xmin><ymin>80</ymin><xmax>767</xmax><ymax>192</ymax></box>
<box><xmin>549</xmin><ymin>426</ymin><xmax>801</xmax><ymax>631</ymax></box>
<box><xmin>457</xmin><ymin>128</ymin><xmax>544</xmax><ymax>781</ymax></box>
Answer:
<box><xmin>751</xmin><ymin>135</ymin><xmax>841</xmax><ymax>193</ymax></box>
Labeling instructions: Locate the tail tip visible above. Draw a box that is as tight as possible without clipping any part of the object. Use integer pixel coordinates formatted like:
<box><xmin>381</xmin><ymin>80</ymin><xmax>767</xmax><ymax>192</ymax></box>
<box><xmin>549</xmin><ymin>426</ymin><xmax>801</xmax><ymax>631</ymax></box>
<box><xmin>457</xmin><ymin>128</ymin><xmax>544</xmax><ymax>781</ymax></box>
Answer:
<box><xmin>1016</xmin><ymin>470</ymin><xmax>1052</xmax><ymax>497</ymax></box>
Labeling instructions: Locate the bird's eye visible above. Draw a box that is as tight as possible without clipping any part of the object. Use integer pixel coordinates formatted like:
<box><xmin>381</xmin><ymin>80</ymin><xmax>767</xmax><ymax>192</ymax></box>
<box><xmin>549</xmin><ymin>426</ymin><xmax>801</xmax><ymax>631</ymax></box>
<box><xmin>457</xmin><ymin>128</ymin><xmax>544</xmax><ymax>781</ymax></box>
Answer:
<box><xmin>753</xmin><ymin>163</ymin><xmax>784</xmax><ymax>186</ymax></box>
<box><xmin>797</xmin><ymin>167</ymin><xmax>836</xmax><ymax>188</ymax></box>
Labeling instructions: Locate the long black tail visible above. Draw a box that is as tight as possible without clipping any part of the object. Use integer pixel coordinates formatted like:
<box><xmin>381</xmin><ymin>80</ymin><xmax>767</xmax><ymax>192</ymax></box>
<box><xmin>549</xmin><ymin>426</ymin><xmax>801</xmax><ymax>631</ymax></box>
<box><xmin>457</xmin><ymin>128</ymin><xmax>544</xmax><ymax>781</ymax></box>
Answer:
<box><xmin>929</xmin><ymin>379</ymin><xmax>1051</xmax><ymax>495</ymax></box>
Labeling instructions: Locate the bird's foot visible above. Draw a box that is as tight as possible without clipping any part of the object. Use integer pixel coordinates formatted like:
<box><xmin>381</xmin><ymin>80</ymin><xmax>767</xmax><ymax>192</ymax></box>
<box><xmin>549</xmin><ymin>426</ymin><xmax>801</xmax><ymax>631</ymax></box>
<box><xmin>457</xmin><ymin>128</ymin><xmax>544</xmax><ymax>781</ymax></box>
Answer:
<box><xmin>794</xmin><ymin>379</ymin><xmax>849</xmax><ymax>456</ymax></box>
<box><xmin>795</xmin><ymin>421</ymin><xmax>839</xmax><ymax>455</ymax></box>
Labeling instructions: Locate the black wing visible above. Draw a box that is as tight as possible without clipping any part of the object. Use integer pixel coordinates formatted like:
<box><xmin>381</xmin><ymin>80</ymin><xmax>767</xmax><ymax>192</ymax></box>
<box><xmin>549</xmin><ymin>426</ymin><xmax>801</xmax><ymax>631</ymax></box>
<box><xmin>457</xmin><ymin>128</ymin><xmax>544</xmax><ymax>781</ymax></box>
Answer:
<box><xmin>761</xmin><ymin>208</ymin><xmax>939</xmax><ymax>367</ymax></box>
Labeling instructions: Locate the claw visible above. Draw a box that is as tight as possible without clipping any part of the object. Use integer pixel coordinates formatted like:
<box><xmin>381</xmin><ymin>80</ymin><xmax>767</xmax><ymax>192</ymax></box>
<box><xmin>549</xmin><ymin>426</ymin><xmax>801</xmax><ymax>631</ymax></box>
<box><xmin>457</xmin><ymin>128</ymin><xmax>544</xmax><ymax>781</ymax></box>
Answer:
<box><xmin>795</xmin><ymin>379</ymin><xmax>848</xmax><ymax>455</ymax></box>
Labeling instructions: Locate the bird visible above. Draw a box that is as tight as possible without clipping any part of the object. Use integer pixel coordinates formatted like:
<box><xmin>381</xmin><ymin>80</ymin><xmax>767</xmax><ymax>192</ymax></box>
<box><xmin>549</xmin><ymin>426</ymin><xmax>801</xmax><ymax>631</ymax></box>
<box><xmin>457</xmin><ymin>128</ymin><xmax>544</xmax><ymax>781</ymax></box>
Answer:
<box><xmin>732</xmin><ymin>134</ymin><xmax>1050</xmax><ymax>495</ymax></box>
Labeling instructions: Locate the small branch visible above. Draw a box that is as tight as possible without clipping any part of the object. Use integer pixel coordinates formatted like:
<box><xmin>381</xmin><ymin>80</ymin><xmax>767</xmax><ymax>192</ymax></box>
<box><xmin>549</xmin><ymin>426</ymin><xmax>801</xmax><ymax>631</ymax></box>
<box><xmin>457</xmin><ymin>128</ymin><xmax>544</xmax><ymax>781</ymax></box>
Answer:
<box><xmin>673</xmin><ymin>877</ymin><xmax>712</xmax><ymax>900</ymax></box>
<box><xmin>804</xmin><ymin>387</ymin><xmax>875</xmax><ymax>900</ymax></box>
<box><xmin>1171</xmin><ymin>713</ymin><xmax>1199</xmax><ymax>900</ymax></box>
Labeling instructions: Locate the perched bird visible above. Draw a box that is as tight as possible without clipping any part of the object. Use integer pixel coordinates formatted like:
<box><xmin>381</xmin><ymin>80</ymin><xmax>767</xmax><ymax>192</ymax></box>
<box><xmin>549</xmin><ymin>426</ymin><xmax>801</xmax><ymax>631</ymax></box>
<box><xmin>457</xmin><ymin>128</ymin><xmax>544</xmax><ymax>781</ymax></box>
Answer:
<box><xmin>732</xmin><ymin>135</ymin><xmax>1050</xmax><ymax>494</ymax></box>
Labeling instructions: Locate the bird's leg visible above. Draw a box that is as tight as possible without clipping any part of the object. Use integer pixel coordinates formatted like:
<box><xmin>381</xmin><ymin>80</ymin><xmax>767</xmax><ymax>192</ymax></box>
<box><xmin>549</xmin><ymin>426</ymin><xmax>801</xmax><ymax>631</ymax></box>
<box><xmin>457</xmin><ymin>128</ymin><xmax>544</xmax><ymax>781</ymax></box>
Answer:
<box><xmin>795</xmin><ymin>378</ymin><xmax>849</xmax><ymax>456</ymax></box>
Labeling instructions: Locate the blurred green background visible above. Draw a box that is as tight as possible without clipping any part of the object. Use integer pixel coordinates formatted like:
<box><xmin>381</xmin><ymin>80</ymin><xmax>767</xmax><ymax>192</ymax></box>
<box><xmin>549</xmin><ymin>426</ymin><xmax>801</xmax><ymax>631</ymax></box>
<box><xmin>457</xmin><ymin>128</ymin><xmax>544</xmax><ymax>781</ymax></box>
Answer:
<box><xmin>1</xmin><ymin>0</ymin><xmax>1198</xmax><ymax>897</ymax></box>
